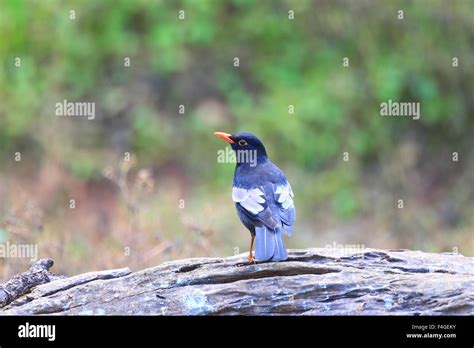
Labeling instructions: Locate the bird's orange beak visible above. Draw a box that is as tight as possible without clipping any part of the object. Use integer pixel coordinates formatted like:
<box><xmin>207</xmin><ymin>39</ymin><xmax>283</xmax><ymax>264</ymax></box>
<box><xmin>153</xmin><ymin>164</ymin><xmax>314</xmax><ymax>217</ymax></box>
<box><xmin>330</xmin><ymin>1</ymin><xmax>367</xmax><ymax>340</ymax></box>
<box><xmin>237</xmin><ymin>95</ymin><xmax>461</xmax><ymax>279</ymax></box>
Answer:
<box><xmin>213</xmin><ymin>132</ymin><xmax>234</xmax><ymax>143</ymax></box>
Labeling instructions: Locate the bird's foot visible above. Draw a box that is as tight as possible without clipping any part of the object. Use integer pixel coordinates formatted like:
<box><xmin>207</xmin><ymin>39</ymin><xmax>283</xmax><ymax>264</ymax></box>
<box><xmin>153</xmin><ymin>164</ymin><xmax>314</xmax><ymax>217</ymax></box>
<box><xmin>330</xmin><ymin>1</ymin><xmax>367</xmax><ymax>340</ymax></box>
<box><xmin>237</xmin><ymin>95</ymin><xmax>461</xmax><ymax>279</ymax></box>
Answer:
<box><xmin>247</xmin><ymin>253</ymin><xmax>256</xmax><ymax>264</ymax></box>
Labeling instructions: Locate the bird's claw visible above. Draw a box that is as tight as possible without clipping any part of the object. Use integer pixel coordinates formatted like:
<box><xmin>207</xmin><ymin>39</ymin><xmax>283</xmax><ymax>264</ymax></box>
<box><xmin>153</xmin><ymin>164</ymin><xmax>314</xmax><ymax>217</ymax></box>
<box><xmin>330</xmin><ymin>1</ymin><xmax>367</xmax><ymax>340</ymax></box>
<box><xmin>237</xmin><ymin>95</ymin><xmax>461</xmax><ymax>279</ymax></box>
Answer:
<box><xmin>247</xmin><ymin>254</ymin><xmax>256</xmax><ymax>264</ymax></box>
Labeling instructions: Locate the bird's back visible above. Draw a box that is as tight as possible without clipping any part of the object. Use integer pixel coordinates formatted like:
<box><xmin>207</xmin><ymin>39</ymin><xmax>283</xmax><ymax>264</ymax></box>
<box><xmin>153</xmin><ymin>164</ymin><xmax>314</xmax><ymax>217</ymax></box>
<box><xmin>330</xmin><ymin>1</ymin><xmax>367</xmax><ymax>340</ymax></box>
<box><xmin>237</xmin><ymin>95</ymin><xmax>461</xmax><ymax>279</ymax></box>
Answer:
<box><xmin>233</xmin><ymin>160</ymin><xmax>286</xmax><ymax>188</ymax></box>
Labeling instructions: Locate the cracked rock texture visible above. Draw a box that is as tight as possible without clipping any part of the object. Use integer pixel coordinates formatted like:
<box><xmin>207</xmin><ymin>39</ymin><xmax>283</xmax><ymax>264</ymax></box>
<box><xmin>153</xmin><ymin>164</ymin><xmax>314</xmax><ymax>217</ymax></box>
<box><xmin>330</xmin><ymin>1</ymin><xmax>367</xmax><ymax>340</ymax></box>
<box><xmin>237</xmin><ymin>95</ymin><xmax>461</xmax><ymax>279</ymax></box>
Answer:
<box><xmin>0</xmin><ymin>248</ymin><xmax>472</xmax><ymax>315</ymax></box>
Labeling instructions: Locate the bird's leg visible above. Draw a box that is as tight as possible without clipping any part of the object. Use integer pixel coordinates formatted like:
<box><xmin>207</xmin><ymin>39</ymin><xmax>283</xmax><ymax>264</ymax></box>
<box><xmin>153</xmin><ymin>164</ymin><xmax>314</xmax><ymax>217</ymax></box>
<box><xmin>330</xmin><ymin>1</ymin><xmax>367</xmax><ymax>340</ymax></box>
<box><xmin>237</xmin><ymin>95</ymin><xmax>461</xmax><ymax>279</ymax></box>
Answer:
<box><xmin>248</xmin><ymin>235</ymin><xmax>256</xmax><ymax>263</ymax></box>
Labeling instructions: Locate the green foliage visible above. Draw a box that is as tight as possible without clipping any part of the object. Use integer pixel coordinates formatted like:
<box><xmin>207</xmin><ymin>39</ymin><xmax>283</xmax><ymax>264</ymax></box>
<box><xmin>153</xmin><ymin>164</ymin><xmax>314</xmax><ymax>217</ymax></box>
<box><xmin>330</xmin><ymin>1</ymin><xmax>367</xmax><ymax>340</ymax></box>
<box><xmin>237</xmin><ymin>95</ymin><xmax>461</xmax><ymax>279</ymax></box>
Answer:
<box><xmin>0</xmin><ymin>0</ymin><xmax>473</xmax><ymax>224</ymax></box>
<box><xmin>0</xmin><ymin>228</ymin><xmax>8</xmax><ymax>243</ymax></box>
<box><xmin>132</xmin><ymin>107</ymin><xmax>163</xmax><ymax>156</ymax></box>
<box><xmin>69</xmin><ymin>151</ymin><xmax>103</xmax><ymax>180</ymax></box>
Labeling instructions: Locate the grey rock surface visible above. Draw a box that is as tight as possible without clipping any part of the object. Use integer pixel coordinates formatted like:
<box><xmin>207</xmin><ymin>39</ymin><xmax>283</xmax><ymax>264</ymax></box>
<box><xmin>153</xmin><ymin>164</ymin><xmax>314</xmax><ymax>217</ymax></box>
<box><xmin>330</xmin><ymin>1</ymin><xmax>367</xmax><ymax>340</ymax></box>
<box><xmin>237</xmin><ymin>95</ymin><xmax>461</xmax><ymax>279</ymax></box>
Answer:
<box><xmin>1</xmin><ymin>248</ymin><xmax>472</xmax><ymax>315</ymax></box>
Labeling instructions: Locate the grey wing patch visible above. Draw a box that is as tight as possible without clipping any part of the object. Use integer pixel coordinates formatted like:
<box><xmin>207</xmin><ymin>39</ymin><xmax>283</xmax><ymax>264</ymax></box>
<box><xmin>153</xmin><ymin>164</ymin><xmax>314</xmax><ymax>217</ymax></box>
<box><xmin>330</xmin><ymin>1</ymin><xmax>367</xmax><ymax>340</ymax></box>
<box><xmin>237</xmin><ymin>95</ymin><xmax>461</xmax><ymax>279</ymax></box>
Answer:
<box><xmin>232</xmin><ymin>187</ymin><xmax>266</xmax><ymax>215</ymax></box>
<box><xmin>275</xmin><ymin>182</ymin><xmax>294</xmax><ymax>209</ymax></box>
<box><xmin>274</xmin><ymin>182</ymin><xmax>295</xmax><ymax>236</ymax></box>
<box><xmin>233</xmin><ymin>186</ymin><xmax>279</xmax><ymax>229</ymax></box>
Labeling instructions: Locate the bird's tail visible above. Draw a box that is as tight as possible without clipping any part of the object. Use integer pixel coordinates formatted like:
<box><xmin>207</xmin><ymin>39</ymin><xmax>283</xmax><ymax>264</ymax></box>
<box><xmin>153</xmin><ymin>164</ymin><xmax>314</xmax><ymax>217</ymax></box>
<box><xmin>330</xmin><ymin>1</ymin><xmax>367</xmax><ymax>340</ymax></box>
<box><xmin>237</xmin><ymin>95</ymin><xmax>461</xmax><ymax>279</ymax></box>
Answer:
<box><xmin>254</xmin><ymin>226</ymin><xmax>288</xmax><ymax>261</ymax></box>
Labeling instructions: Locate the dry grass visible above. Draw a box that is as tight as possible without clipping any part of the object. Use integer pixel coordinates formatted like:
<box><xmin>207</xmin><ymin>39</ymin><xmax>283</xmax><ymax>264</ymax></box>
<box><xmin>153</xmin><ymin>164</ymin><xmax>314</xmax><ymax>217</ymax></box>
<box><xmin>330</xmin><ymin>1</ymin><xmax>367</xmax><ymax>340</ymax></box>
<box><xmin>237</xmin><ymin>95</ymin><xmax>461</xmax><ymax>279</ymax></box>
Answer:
<box><xmin>1</xmin><ymin>155</ymin><xmax>472</xmax><ymax>280</ymax></box>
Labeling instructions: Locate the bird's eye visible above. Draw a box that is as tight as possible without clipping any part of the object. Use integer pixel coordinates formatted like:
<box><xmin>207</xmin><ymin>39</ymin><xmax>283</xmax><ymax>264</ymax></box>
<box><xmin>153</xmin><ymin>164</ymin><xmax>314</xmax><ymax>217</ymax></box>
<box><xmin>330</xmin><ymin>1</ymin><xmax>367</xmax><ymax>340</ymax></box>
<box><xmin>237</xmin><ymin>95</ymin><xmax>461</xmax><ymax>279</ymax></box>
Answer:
<box><xmin>238</xmin><ymin>139</ymin><xmax>248</xmax><ymax>146</ymax></box>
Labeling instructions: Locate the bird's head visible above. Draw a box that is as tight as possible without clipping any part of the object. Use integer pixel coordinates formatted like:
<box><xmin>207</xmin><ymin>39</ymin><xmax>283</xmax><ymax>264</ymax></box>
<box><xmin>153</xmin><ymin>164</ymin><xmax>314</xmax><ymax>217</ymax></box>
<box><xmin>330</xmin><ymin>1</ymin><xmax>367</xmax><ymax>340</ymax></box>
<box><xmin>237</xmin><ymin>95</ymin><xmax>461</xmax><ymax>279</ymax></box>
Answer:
<box><xmin>214</xmin><ymin>131</ymin><xmax>268</xmax><ymax>166</ymax></box>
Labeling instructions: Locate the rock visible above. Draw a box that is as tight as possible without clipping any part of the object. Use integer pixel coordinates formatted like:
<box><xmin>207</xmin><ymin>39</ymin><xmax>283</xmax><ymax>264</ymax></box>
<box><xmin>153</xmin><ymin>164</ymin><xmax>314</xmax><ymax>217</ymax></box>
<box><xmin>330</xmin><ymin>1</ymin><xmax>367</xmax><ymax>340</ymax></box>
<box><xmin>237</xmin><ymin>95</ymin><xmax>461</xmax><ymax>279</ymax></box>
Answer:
<box><xmin>0</xmin><ymin>248</ymin><xmax>472</xmax><ymax>315</ymax></box>
<box><xmin>0</xmin><ymin>259</ymin><xmax>65</xmax><ymax>308</ymax></box>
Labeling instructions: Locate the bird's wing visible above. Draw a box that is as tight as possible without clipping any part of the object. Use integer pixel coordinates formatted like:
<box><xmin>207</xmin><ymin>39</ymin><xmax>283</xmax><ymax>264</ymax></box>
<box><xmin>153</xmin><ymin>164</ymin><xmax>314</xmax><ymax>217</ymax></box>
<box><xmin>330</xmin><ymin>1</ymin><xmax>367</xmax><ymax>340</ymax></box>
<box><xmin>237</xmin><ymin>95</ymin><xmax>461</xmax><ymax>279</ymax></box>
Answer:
<box><xmin>232</xmin><ymin>186</ymin><xmax>279</xmax><ymax>229</ymax></box>
<box><xmin>274</xmin><ymin>182</ymin><xmax>295</xmax><ymax>236</ymax></box>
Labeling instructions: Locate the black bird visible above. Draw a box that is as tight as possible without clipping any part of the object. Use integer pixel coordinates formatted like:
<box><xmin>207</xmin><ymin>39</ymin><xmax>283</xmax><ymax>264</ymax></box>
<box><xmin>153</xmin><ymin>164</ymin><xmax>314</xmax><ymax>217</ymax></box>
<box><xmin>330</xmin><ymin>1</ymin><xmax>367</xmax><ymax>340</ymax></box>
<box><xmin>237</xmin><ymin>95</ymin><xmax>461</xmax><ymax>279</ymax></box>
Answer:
<box><xmin>214</xmin><ymin>131</ymin><xmax>295</xmax><ymax>262</ymax></box>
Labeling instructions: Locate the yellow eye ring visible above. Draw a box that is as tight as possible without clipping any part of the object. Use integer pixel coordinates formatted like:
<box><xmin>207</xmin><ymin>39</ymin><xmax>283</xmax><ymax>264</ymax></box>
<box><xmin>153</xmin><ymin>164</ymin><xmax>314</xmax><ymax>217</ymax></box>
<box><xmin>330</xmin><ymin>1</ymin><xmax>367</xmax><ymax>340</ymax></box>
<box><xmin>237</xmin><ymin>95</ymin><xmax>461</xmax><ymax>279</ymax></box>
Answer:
<box><xmin>238</xmin><ymin>139</ymin><xmax>248</xmax><ymax>146</ymax></box>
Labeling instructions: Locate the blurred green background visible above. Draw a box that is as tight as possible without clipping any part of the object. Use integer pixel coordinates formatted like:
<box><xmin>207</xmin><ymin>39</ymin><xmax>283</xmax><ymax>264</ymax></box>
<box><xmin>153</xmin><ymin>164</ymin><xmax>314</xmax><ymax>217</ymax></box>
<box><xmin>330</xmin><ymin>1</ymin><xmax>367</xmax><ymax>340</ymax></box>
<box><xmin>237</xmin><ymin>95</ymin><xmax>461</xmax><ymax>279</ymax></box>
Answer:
<box><xmin>0</xmin><ymin>0</ymin><xmax>473</xmax><ymax>278</ymax></box>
